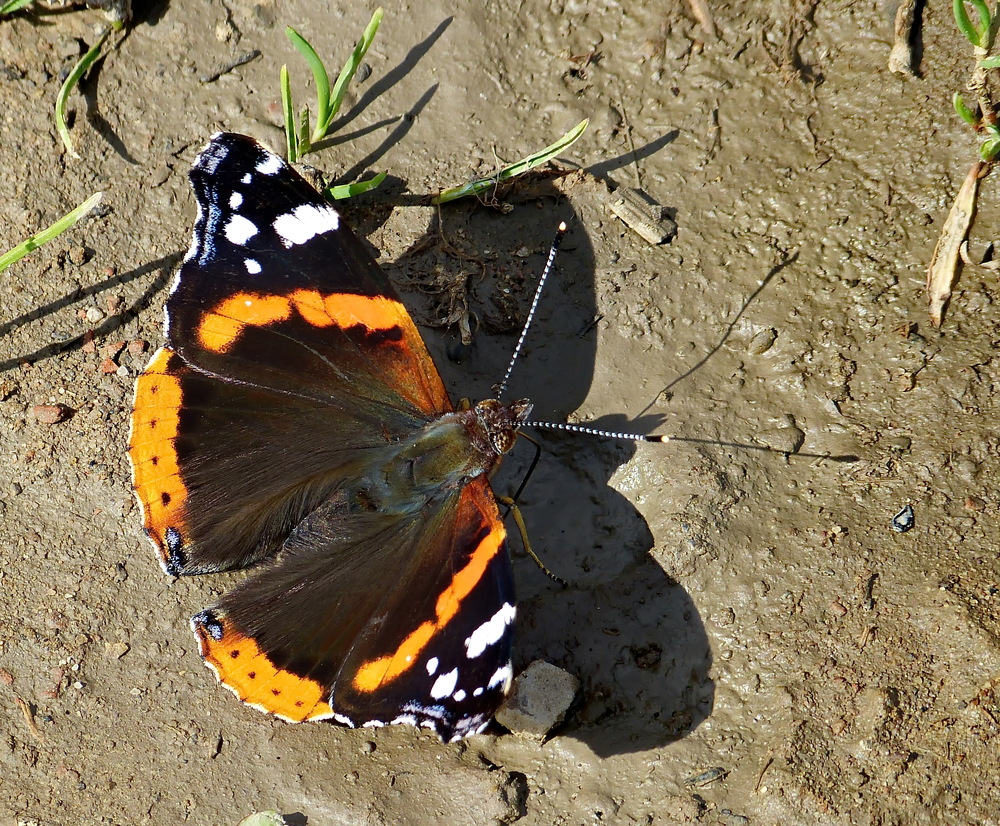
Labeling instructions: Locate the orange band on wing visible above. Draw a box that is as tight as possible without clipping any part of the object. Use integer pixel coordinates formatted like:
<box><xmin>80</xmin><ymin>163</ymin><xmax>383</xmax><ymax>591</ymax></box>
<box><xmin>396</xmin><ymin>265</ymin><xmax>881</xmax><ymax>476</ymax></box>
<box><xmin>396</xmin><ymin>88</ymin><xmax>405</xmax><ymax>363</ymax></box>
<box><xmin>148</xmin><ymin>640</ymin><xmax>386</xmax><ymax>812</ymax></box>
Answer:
<box><xmin>194</xmin><ymin>612</ymin><xmax>334</xmax><ymax>722</ymax></box>
<box><xmin>128</xmin><ymin>347</ymin><xmax>189</xmax><ymax>565</ymax></box>
<box><xmin>197</xmin><ymin>292</ymin><xmax>293</xmax><ymax>352</ymax></box>
<box><xmin>195</xmin><ymin>289</ymin><xmax>411</xmax><ymax>353</ymax></box>
<box><xmin>289</xmin><ymin>289</ymin><xmax>411</xmax><ymax>332</ymax></box>
<box><xmin>352</xmin><ymin>519</ymin><xmax>506</xmax><ymax>693</ymax></box>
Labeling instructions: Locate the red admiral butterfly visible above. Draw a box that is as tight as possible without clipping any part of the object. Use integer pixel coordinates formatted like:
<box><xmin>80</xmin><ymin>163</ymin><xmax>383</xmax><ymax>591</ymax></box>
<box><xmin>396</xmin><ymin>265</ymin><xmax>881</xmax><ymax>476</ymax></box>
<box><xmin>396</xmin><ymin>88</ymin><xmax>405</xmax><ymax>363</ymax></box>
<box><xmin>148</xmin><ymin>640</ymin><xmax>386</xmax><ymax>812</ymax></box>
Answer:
<box><xmin>127</xmin><ymin>133</ymin><xmax>542</xmax><ymax>740</ymax></box>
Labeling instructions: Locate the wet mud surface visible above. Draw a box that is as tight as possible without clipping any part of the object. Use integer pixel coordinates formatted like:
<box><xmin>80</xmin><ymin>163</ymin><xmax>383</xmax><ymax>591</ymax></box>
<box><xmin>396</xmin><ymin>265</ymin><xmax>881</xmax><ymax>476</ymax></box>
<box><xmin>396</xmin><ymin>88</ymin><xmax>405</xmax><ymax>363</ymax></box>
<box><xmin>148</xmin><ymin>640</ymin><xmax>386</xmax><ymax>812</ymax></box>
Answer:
<box><xmin>1</xmin><ymin>1</ymin><xmax>1000</xmax><ymax>824</ymax></box>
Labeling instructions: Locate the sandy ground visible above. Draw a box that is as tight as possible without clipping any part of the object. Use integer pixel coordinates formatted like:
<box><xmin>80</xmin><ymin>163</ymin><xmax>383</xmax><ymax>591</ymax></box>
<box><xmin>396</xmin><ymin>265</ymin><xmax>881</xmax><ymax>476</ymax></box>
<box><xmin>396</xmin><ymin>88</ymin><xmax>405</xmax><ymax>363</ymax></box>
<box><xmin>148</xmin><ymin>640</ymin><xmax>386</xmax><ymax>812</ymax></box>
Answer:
<box><xmin>1</xmin><ymin>0</ymin><xmax>1000</xmax><ymax>823</ymax></box>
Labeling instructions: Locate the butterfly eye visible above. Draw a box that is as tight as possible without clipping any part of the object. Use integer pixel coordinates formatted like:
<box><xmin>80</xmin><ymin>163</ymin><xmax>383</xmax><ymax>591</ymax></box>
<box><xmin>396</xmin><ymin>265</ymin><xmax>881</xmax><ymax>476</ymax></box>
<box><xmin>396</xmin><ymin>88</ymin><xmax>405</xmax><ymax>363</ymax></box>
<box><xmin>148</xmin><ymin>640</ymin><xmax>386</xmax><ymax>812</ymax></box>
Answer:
<box><xmin>492</xmin><ymin>431</ymin><xmax>516</xmax><ymax>455</ymax></box>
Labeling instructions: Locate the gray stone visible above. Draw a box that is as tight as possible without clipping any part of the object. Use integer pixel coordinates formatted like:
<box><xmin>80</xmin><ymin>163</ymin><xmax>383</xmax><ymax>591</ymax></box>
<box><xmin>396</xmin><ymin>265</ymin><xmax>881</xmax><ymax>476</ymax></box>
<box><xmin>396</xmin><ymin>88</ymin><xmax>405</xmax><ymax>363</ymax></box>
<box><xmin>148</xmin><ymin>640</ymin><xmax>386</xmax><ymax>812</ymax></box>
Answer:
<box><xmin>495</xmin><ymin>660</ymin><xmax>580</xmax><ymax>739</ymax></box>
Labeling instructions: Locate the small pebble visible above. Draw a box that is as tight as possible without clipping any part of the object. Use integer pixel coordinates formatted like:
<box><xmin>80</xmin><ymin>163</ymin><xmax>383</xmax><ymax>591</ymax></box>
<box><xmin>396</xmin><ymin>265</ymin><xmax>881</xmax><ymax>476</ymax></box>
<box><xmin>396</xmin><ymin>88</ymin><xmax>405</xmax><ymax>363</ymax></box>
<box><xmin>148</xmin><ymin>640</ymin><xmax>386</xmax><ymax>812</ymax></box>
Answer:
<box><xmin>747</xmin><ymin>327</ymin><xmax>778</xmax><ymax>355</ymax></box>
<box><xmin>56</xmin><ymin>36</ymin><xmax>84</xmax><ymax>60</ymax></box>
<box><xmin>237</xmin><ymin>813</ymin><xmax>286</xmax><ymax>826</ymax></box>
<box><xmin>31</xmin><ymin>404</ymin><xmax>72</xmax><ymax>424</ymax></box>
<box><xmin>128</xmin><ymin>339</ymin><xmax>149</xmax><ymax>356</ymax></box>
<box><xmin>68</xmin><ymin>246</ymin><xmax>87</xmax><ymax>266</ymax></box>
<box><xmin>105</xmin><ymin>642</ymin><xmax>130</xmax><ymax>659</ymax></box>
<box><xmin>888</xmin><ymin>435</ymin><xmax>911</xmax><ymax>452</ymax></box>
<box><xmin>101</xmin><ymin>341</ymin><xmax>126</xmax><ymax>359</ymax></box>
<box><xmin>149</xmin><ymin>165</ymin><xmax>171</xmax><ymax>187</ymax></box>
<box><xmin>684</xmin><ymin>767</ymin><xmax>728</xmax><ymax>787</ymax></box>
<box><xmin>85</xmin><ymin>307</ymin><xmax>105</xmax><ymax>323</ymax></box>
<box><xmin>757</xmin><ymin>416</ymin><xmax>806</xmax><ymax>454</ymax></box>
<box><xmin>100</xmin><ymin>358</ymin><xmax>119</xmax><ymax>374</ymax></box>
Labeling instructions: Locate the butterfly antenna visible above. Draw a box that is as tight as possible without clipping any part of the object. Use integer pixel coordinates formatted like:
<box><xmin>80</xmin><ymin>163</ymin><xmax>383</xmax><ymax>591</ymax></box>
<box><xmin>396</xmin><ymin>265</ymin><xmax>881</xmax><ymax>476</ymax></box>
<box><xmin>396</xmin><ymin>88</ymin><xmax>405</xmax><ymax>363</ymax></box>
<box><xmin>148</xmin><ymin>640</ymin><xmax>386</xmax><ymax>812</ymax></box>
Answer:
<box><xmin>494</xmin><ymin>222</ymin><xmax>568</xmax><ymax>399</ymax></box>
<box><xmin>525</xmin><ymin>421</ymin><xmax>670</xmax><ymax>443</ymax></box>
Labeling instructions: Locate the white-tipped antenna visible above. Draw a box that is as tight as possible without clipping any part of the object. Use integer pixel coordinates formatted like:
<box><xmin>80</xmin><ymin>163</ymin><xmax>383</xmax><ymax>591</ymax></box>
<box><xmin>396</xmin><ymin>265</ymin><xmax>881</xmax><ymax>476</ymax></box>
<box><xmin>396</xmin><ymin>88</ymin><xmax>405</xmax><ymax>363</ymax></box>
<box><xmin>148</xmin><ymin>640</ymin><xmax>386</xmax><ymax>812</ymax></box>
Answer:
<box><xmin>494</xmin><ymin>222</ymin><xmax>568</xmax><ymax>399</ymax></box>
<box><xmin>525</xmin><ymin>421</ymin><xmax>669</xmax><ymax>443</ymax></box>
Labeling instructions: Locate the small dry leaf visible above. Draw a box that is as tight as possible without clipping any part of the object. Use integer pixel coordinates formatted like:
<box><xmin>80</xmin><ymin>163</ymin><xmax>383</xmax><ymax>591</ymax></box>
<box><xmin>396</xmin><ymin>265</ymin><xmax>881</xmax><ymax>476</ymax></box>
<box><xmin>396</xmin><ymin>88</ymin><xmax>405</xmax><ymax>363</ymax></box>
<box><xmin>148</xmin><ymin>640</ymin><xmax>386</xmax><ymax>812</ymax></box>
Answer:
<box><xmin>927</xmin><ymin>160</ymin><xmax>987</xmax><ymax>327</ymax></box>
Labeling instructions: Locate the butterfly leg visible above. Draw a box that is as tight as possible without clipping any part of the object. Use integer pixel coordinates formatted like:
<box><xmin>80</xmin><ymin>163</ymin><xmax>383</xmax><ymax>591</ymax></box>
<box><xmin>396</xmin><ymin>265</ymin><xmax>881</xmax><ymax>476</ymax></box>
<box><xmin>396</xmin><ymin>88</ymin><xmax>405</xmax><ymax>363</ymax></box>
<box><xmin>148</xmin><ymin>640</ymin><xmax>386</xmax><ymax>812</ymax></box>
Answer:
<box><xmin>497</xmin><ymin>495</ymin><xmax>567</xmax><ymax>588</ymax></box>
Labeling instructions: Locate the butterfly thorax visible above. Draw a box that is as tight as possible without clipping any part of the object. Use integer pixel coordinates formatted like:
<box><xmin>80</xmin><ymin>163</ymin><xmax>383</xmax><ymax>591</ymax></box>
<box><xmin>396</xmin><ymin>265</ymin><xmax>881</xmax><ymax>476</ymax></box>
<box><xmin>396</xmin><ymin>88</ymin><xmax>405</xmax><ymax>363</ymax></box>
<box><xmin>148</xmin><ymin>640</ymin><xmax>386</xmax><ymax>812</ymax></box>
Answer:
<box><xmin>350</xmin><ymin>398</ymin><xmax>532</xmax><ymax>515</ymax></box>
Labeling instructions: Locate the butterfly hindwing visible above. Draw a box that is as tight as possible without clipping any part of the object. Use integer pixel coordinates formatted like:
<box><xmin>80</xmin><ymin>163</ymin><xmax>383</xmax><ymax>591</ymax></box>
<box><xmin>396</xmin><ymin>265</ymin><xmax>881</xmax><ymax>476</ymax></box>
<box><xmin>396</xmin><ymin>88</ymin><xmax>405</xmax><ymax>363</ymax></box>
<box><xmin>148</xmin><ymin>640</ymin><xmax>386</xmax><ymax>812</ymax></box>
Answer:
<box><xmin>192</xmin><ymin>477</ymin><xmax>514</xmax><ymax>741</ymax></box>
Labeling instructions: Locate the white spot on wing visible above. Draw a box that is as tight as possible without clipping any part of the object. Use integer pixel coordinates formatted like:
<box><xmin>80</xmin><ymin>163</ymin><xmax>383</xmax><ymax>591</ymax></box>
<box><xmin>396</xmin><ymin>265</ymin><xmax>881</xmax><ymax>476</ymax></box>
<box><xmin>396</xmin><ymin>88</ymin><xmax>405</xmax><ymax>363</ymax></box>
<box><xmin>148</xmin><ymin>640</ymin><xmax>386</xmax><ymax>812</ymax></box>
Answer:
<box><xmin>473</xmin><ymin>687</ymin><xmax>483</xmax><ymax>697</ymax></box>
<box><xmin>488</xmin><ymin>664</ymin><xmax>512</xmax><ymax>691</ymax></box>
<box><xmin>241</xmin><ymin>173</ymin><xmax>252</xmax><ymax>184</ymax></box>
<box><xmin>243</xmin><ymin>258</ymin><xmax>261</xmax><ymax>274</ymax></box>
<box><xmin>273</xmin><ymin>203</ymin><xmax>340</xmax><ymax>248</ymax></box>
<box><xmin>224</xmin><ymin>214</ymin><xmax>258</xmax><ymax>246</ymax></box>
<box><xmin>255</xmin><ymin>153</ymin><xmax>283</xmax><ymax>175</ymax></box>
<box><xmin>426</xmin><ymin>657</ymin><xmax>439</xmax><ymax>676</ymax></box>
<box><xmin>453</xmin><ymin>689</ymin><xmax>466</xmax><ymax>702</ymax></box>
<box><xmin>332</xmin><ymin>712</ymin><xmax>356</xmax><ymax>728</ymax></box>
<box><xmin>229</xmin><ymin>192</ymin><xmax>243</xmax><ymax>209</ymax></box>
<box><xmin>430</xmin><ymin>668</ymin><xmax>459</xmax><ymax>700</ymax></box>
<box><xmin>465</xmin><ymin>602</ymin><xmax>515</xmax><ymax>658</ymax></box>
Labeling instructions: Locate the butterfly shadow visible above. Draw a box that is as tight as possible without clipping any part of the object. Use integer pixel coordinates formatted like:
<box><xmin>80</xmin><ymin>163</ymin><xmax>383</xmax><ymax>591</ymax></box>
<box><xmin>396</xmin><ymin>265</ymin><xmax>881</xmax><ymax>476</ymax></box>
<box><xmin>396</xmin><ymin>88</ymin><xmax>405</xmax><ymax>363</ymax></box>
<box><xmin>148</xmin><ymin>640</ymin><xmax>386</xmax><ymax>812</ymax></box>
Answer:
<box><xmin>500</xmin><ymin>428</ymin><xmax>713</xmax><ymax>758</ymax></box>
<box><xmin>380</xmin><ymin>186</ymin><xmax>712</xmax><ymax>757</ymax></box>
<box><xmin>0</xmin><ymin>251</ymin><xmax>179</xmax><ymax>373</ymax></box>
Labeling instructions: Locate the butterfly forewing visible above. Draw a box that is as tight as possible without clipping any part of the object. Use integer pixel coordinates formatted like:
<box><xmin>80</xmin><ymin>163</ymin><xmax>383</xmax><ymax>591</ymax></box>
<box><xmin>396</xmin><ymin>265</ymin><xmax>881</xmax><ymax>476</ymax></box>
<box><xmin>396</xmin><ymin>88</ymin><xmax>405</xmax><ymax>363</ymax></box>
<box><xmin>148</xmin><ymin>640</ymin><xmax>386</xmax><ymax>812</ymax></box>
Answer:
<box><xmin>170</xmin><ymin>132</ymin><xmax>450</xmax><ymax>417</ymax></box>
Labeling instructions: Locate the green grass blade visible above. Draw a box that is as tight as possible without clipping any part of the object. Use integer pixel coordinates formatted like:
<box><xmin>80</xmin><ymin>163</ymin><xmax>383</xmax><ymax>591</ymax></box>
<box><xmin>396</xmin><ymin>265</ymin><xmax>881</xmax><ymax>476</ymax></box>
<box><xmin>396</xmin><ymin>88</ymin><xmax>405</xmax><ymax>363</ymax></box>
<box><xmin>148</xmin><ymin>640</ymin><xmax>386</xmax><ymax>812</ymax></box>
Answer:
<box><xmin>298</xmin><ymin>106</ymin><xmax>312</xmax><ymax>156</ymax></box>
<box><xmin>286</xmin><ymin>27</ymin><xmax>331</xmax><ymax>143</ymax></box>
<box><xmin>979</xmin><ymin>54</ymin><xmax>1000</xmax><ymax>68</ymax></box>
<box><xmin>0</xmin><ymin>0</ymin><xmax>35</xmax><ymax>14</ymax></box>
<box><xmin>326</xmin><ymin>170</ymin><xmax>388</xmax><ymax>200</ymax></box>
<box><xmin>954</xmin><ymin>0</ymin><xmax>983</xmax><ymax>46</ymax></box>
<box><xmin>323</xmin><ymin>7</ymin><xmax>383</xmax><ymax>137</ymax></box>
<box><xmin>432</xmin><ymin>119</ymin><xmax>589</xmax><ymax>205</ymax></box>
<box><xmin>55</xmin><ymin>27</ymin><xmax>111</xmax><ymax>158</ymax></box>
<box><xmin>280</xmin><ymin>64</ymin><xmax>297</xmax><ymax>162</ymax></box>
<box><xmin>954</xmin><ymin>91</ymin><xmax>979</xmax><ymax>124</ymax></box>
<box><xmin>0</xmin><ymin>191</ymin><xmax>103</xmax><ymax>273</ymax></box>
<box><xmin>969</xmin><ymin>0</ymin><xmax>992</xmax><ymax>38</ymax></box>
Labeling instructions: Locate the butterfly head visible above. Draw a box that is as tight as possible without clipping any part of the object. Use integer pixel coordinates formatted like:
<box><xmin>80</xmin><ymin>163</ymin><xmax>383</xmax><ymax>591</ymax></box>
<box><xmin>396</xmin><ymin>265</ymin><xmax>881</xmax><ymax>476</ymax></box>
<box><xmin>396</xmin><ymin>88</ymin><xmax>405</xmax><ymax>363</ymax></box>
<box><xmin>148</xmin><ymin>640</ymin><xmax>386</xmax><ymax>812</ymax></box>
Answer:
<box><xmin>473</xmin><ymin>398</ymin><xmax>532</xmax><ymax>456</ymax></box>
